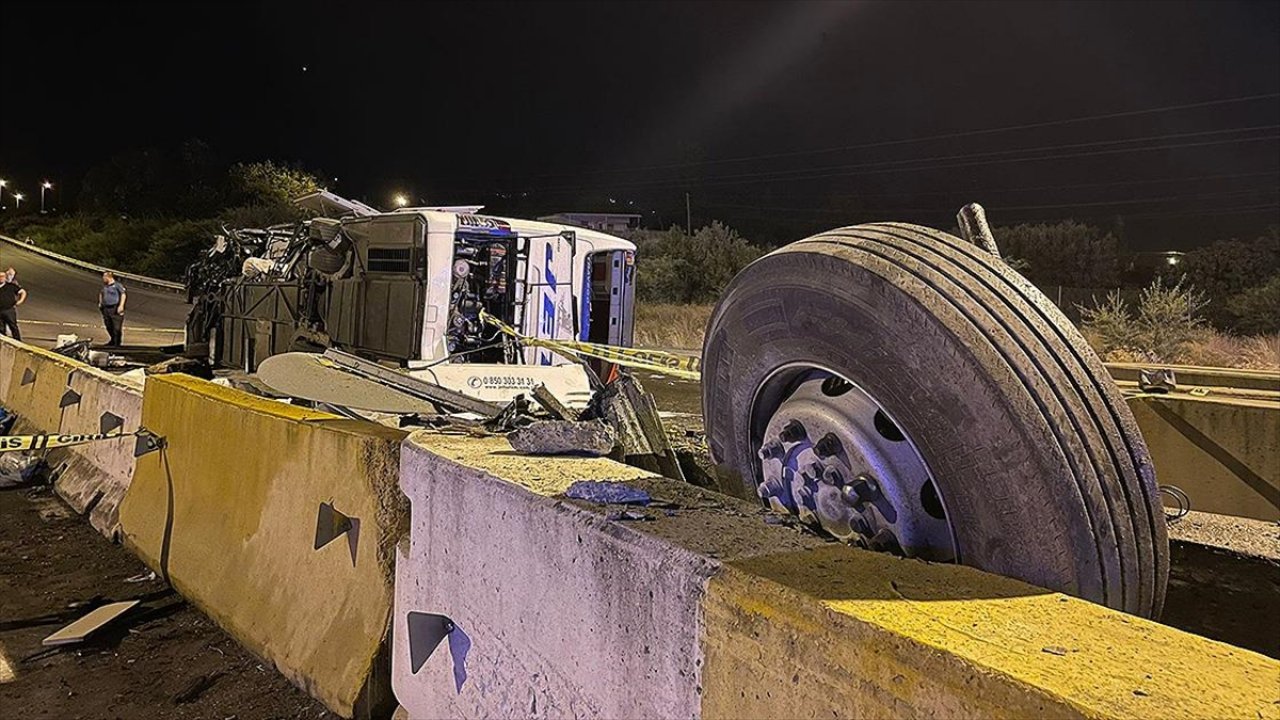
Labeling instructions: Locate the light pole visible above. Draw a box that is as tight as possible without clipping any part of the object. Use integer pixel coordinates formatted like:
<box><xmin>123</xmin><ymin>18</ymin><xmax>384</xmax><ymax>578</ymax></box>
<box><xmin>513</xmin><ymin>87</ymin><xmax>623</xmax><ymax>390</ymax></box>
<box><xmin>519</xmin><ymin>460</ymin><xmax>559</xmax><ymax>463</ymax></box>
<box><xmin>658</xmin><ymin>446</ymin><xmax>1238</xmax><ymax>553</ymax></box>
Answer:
<box><xmin>14</xmin><ymin>193</ymin><xmax>24</xmax><ymax>210</ymax></box>
<box><xmin>41</xmin><ymin>181</ymin><xmax>52</xmax><ymax>213</ymax></box>
<box><xmin>0</xmin><ymin>179</ymin><xmax>7</xmax><ymax>209</ymax></box>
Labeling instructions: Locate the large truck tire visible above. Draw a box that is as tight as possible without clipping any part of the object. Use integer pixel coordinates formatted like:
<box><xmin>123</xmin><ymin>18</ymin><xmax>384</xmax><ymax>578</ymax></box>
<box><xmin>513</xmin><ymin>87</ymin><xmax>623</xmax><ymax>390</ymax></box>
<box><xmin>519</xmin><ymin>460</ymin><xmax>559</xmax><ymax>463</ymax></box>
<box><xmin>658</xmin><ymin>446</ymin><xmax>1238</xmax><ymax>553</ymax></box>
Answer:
<box><xmin>702</xmin><ymin>222</ymin><xmax>1168</xmax><ymax>618</ymax></box>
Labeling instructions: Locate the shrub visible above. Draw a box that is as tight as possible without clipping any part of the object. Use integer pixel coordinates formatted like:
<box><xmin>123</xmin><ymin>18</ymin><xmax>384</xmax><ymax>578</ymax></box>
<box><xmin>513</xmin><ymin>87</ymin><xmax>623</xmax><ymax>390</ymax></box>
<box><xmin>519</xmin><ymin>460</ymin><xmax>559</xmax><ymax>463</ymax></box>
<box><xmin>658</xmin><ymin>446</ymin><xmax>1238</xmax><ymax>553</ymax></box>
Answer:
<box><xmin>1134</xmin><ymin>276</ymin><xmax>1208</xmax><ymax>360</ymax></box>
<box><xmin>1225</xmin><ymin>276</ymin><xmax>1280</xmax><ymax>335</ymax></box>
<box><xmin>1078</xmin><ymin>277</ymin><xmax>1207</xmax><ymax>363</ymax></box>
<box><xmin>630</xmin><ymin>222</ymin><xmax>763</xmax><ymax>304</ymax></box>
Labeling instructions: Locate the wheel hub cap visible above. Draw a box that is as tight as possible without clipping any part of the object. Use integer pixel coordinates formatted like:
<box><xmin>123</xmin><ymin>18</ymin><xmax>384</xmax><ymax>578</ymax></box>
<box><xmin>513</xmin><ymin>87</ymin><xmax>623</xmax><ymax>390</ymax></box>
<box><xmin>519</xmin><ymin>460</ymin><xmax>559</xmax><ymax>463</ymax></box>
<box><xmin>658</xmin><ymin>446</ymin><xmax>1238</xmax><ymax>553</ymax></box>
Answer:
<box><xmin>757</xmin><ymin>371</ymin><xmax>956</xmax><ymax>561</ymax></box>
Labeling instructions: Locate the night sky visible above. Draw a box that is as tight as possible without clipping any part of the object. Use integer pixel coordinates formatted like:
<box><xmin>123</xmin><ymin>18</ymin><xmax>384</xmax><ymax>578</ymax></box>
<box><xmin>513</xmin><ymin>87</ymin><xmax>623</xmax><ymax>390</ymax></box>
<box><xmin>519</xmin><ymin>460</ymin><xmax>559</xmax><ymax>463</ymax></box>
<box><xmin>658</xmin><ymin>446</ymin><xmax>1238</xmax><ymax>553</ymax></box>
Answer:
<box><xmin>1</xmin><ymin>1</ymin><xmax>1277</xmax><ymax>249</ymax></box>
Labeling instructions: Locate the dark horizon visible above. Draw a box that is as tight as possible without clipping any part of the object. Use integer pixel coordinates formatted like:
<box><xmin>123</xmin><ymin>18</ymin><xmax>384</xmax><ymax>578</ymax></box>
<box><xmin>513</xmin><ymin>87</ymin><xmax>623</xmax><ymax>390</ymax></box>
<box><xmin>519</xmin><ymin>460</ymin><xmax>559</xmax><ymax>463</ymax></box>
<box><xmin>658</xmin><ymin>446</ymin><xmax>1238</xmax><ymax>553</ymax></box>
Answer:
<box><xmin>1</xmin><ymin>0</ymin><xmax>1277</xmax><ymax>249</ymax></box>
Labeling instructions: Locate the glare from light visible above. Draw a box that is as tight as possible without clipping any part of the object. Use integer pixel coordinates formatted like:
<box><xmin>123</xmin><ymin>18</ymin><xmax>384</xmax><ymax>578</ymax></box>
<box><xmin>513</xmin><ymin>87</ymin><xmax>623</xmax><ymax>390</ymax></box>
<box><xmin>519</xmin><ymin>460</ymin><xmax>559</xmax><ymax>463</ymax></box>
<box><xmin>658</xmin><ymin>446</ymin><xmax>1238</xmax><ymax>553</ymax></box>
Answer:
<box><xmin>1167</xmin><ymin>256</ymin><xmax>1180</xmax><ymax>266</ymax></box>
<box><xmin>13</xmin><ymin>193</ymin><xmax>22</xmax><ymax>201</ymax></box>
<box><xmin>42</xmin><ymin>181</ymin><xmax>52</xmax><ymax>189</ymax></box>
<box><xmin>0</xmin><ymin>179</ymin><xmax>7</xmax><ymax>187</ymax></box>
<box><xmin>393</xmin><ymin>193</ymin><xmax>409</xmax><ymax>208</ymax></box>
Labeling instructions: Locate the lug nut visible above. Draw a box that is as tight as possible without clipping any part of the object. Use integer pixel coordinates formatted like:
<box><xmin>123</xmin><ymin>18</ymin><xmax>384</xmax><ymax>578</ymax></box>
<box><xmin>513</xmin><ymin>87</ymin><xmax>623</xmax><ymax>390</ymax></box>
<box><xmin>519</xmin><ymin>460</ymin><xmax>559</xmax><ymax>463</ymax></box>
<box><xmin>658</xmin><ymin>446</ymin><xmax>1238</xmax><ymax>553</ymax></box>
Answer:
<box><xmin>851</xmin><ymin>474</ymin><xmax>880</xmax><ymax>502</ymax></box>
<box><xmin>822</xmin><ymin>466</ymin><xmax>843</xmax><ymax>486</ymax></box>
<box><xmin>759</xmin><ymin>441</ymin><xmax>784</xmax><ymax>460</ymax></box>
<box><xmin>779</xmin><ymin>419</ymin><xmax>807</xmax><ymax>443</ymax></box>
<box><xmin>841</xmin><ymin>484</ymin><xmax>861</xmax><ymax>505</ymax></box>
<box><xmin>814</xmin><ymin>433</ymin><xmax>843</xmax><ymax>458</ymax></box>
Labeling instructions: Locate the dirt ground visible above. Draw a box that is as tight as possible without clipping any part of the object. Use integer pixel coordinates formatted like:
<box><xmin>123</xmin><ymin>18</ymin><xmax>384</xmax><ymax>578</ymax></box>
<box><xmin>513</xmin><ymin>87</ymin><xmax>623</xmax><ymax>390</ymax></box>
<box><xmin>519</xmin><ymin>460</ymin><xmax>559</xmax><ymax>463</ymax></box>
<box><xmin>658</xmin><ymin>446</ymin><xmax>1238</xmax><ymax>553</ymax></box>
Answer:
<box><xmin>0</xmin><ymin>484</ymin><xmax>338</xmax><ymax>720</ymax></box>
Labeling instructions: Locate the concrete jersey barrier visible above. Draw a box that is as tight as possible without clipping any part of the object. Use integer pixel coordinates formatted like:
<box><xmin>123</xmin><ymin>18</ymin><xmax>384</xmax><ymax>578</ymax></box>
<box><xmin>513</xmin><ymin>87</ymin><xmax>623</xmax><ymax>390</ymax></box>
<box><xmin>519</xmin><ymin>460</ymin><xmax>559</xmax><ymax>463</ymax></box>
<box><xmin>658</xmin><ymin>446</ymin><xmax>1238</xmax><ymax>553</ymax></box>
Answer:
<box><xmin>1122</xmin><ymin>390</ymin><xmax>1279</xmax><ymax>522</ymax></box>
<box><xmin>393</xmin><ymin>432</ymin><xmax>1280</xmax><ymax>720</ymax></box>
<box><xmin>117</xmin><ymin>373</ymin><xmax>408</xmax><ymax>718</ymax></box>
<box><xmin>0</xmin><ymin>335</ymin><xmax>144</xmax><ymax>539</ymax></box>
<box><xmin>0</xmin><ymin>233</ymin><xmax>185</xmax><ymax>294</ymax></box>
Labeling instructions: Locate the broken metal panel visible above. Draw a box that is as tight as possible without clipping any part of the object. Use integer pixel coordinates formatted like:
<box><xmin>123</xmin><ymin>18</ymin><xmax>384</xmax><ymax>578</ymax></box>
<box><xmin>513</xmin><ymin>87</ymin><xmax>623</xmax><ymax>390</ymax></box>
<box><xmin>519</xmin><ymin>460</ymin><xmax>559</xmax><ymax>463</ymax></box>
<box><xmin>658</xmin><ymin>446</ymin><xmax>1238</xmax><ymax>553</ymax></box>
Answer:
<box><xmin>42</xmin><ymin>600</ymin><xmax>140</xmax><ymax>646</ymax></box>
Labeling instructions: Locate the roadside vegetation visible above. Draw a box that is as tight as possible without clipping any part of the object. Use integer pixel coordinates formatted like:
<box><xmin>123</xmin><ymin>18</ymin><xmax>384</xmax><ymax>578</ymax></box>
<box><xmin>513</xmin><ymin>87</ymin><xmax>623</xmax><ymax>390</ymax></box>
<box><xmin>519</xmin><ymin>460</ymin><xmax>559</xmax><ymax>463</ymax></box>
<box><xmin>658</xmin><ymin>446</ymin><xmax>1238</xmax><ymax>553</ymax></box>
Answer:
<box><xmin>633</xmin><ymin>221</ymin><xmax>1279</xmax><ymax>370</ymax></box>
<box><xmin>0</xmin><ymin>141</ymin><xmax>319</xmax><ymax>281</ymax></box>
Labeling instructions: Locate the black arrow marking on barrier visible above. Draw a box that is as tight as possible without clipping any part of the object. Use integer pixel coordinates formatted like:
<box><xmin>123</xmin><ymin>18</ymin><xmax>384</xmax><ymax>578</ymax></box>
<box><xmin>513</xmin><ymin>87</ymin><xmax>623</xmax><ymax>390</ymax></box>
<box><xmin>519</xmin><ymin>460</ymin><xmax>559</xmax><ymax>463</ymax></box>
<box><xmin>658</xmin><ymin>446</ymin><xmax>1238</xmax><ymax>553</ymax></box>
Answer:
<box><xmin>133</xmin><ymin>429</ymin><xmax>165</xmax><ymax>458</ymax></box>
<box><xmin>100</xmin><ymin>412</ymin><xmax>124</xmax><ymax>435</ymax></box>
<box><xmin>314</xmin><ymin>502</ymin><xmax>360</xmax><ymax>566</ymax></box>
<box><xmin>59</xmin><ymin>388</ymin><xmax>82</xmax><ymax>409</ymax></box>
<box><xmin>407</xmin><ymin>612</ymin><xmax>455</xmax><ymax>674</ymax></box>
<box><xmin>21</xmin><ymin>368</ymin><xmax>35</xmax><ymax>386</ymax></box>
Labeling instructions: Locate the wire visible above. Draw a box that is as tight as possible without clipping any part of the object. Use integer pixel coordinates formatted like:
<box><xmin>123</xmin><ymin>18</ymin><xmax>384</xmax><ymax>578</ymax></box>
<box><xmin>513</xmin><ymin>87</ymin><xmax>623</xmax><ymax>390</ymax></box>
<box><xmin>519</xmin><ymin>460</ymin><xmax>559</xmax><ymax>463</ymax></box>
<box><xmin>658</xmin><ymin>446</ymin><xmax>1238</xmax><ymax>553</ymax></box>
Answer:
<box><xmin>698</xmin><ymin>200</ymin><xmax>1280</xmax><ymax>223</ymax></box>
<box><xmin>708</xmin><ymin>170</ymin><xmax>1280</xmax><ymax>203</ymax></box>
<box><xmin>700</xmin><ymin>186</ymin><xmax>1278</xmax><ymax>217</ymax></box>
<box><xmin>515</xmin><ymin>92</ymin><xmax>1280</xmax><ymax>179</ymax></box>
<box><xmin>498</xmin><ymin>132</ymin><xmax>1280</xmax><ymax>195</ymax></box>
<box><xmin>1159</xmin><ymin>485</ymin><xmax>1191</xmax><ymax>523</ymax></box>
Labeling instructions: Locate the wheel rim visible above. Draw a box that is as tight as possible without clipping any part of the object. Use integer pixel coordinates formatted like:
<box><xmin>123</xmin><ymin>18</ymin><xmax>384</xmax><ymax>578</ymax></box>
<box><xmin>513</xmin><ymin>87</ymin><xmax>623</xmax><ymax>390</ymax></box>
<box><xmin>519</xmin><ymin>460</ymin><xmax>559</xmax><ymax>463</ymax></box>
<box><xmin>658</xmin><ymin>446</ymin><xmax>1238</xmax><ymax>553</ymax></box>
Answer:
<box><xmin>750</xmin><ymin>365</ymin><xmax>957</xmax><ymax>562</ymax></box>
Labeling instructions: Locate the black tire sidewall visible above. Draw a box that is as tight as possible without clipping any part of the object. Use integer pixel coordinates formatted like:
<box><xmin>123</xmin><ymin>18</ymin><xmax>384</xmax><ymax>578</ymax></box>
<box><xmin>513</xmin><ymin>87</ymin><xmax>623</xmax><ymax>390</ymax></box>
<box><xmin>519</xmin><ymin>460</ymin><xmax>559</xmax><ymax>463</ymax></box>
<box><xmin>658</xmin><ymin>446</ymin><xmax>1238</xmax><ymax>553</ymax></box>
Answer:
<box><xmin>703</xmin><ymin>245</ymin><xmax>1105</xmax><ymax>601</ymax></box>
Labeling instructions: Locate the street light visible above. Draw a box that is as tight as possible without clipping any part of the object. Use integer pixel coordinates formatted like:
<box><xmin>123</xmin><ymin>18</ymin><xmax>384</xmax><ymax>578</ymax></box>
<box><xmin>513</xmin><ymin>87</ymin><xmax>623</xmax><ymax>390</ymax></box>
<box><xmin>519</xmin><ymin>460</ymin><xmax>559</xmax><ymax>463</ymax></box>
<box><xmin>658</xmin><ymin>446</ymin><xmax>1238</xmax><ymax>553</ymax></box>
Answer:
<box><xmin>0</xmin><ymin>179</ymin><xmax>7</xmax><ymax>209</ymax></box>
<box><xmin>14</xmin><ymin>193</ymin><xmax>24</xmax><ymax>210</ymax></box>
<box><xmin>41</xmin><ymin>181</ymin><xmax>52</xmax><ymax>213</ymax></box>
<box><xmin>393</xmin><ymin>193</ymin><xmax>409</xmax><ymax>208</ymax></box>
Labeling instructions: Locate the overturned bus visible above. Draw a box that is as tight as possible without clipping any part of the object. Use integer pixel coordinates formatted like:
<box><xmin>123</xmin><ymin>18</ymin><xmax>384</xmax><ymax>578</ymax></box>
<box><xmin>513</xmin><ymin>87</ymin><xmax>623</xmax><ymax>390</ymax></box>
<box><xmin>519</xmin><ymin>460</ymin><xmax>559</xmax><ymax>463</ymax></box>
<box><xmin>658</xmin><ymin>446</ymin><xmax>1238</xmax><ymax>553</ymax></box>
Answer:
<box><xmin>185</xmin><ymin>191</ymin><xmax>637</xmax><ymax>407</ymax></box>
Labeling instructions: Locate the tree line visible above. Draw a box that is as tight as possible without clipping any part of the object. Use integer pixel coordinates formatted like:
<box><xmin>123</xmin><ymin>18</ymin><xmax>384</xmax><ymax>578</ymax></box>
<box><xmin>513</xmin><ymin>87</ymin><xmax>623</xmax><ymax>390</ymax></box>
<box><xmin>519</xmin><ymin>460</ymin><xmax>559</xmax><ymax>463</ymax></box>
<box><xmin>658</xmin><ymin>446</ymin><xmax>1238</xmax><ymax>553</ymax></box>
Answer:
<box><xmin>0</xmin><ymin>141</ymin><xmax>320</xmax><ymax>279</ymax></box>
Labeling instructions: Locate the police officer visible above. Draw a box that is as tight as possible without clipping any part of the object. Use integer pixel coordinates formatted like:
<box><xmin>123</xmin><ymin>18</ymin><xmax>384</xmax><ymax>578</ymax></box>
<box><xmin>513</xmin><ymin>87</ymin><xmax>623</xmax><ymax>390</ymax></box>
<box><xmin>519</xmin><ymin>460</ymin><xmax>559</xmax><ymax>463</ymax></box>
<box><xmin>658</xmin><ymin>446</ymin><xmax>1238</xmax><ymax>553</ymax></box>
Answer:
<box><xmin>0</xmin><ymin>267</ymin><xmax>28</xmax><ymax>341</ymax></box>
<box><xmin>99</xmin><ymin>271</ymin><xmax>127</xmax><ymax>346</ymax></box>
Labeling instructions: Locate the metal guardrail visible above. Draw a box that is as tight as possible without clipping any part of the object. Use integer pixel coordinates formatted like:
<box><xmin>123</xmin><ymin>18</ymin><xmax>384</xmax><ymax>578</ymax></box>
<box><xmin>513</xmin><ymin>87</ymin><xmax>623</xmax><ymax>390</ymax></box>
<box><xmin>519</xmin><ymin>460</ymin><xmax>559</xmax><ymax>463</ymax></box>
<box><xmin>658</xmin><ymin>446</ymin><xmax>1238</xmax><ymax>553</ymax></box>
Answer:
<box><xmin>0</xmin><ymin>233</ymin><xmax>186</xmax><ymax>295</ymax></box>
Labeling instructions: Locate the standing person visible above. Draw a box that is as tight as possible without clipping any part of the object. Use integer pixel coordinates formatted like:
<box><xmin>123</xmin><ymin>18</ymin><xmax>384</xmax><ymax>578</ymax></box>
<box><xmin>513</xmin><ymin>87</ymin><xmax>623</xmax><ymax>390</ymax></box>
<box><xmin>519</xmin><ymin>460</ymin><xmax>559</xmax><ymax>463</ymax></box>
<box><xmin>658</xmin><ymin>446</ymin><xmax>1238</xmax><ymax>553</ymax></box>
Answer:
<box><xmin>99</xmin><ymin>271</ymin><xmax>127</xmax><ymax>346</ymax></box>
<box><xmin>0</xmin><ymin>267</ymin><xmax>28</xmax><ymax>341</ymax></box>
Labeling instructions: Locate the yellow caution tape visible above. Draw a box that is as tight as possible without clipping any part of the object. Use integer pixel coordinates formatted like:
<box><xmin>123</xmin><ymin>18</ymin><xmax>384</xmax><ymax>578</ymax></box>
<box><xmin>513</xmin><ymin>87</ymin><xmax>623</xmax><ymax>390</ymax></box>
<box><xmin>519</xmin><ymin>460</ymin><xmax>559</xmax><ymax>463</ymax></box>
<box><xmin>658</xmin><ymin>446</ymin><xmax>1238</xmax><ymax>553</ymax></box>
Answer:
<box><xmin>0</xmin><ymin>431</ymin><xmax>133</xmax><ymax>454</ymax></box>
<box><xmin>479</xmin><ymin>310</ymin><xmax>703</xmax><ymax>381</ymax></box>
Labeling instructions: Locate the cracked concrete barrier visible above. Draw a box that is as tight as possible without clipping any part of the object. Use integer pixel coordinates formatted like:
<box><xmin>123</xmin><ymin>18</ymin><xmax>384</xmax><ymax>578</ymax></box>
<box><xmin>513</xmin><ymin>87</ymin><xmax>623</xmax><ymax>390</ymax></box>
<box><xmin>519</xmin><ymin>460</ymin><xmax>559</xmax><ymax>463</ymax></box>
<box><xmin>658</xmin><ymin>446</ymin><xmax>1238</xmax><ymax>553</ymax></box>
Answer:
<box><xmin>0</xmin><ymin>336</ymin><xmax>143</xmax><ymax>538</ymax></box>
<box><xmin>118</xmin><ymin>373</ymin><xmax>408</xmax><ymax>718</ymax></box>
<box><xmin>393</xmin><ymin>431</ymin><xmax>1280</xmax><ymax>719</ymax></box>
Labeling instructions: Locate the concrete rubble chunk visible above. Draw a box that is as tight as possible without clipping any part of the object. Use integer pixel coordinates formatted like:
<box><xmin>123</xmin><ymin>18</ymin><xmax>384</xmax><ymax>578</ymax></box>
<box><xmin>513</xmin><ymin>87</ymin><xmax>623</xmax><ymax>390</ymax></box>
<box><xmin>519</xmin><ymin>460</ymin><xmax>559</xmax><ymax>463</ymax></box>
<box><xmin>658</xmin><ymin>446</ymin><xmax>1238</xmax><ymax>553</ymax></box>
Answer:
<box><xmin>508</xmin><ymin>420</ymin><xmax>617</xmax><ymax>457</ymax></box>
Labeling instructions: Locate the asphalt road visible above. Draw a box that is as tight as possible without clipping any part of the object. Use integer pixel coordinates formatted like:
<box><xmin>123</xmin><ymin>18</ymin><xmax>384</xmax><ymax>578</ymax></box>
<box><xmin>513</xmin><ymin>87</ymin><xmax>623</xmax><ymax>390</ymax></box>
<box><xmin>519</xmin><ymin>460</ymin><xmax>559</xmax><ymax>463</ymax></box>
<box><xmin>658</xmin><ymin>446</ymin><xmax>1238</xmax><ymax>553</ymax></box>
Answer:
<box><xmin>0</xmin><ymin>242</ymin><xmax>189</xmax><ymax>348</ymax></box>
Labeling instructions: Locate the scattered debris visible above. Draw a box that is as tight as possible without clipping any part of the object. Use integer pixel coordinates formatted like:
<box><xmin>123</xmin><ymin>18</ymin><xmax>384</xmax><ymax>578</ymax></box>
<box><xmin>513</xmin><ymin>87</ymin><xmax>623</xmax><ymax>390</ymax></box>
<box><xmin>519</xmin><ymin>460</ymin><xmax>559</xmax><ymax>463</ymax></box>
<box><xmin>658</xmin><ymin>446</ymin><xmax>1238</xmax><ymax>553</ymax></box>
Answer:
<box><xmin>52</xmin><ymin>339</ymin><xmax>93</xmax><ymax>363</ymax></box>
<box><xmin>1041</xmin><ymin>645</ymin><xmax>1069</xmax><ymax>656</ymax></box>
<box><xmin>146</xmin><ymin>356</ymin><xmax>214</xmax><ymax>379</ymax></box>
<box><xmin>0</xmin><ymin>453</ymin><xmax>47</xmax><ymax>489</ymax></box>
<box><xmin>42</xmin><ymin>600</ymin><xmax>140</xmax><ymax>647</ymax></box>
<box><xmin>124</xmin><ymin>571</ymin><xmax>158</xmax><ymax>583</ymax></box>
<box><xmin>606</xmin><ymin>509</ymin><xmax>654</xmax><ymax>522</ymax></box>
<box><xmin>531</xmin><ymin>383</ymin><xmax>579</xmax><ymax>422</ymax></box>
<box><xmin>484</xmin><ymin>395</ymin><xmax>534</xmax><ymax>433</ymax></box>
<box><xmin>594</xmin><ymin>373</ymin><xmax>685</xmax><ymax>481</ymax></box>
<box><xmin>508</xmin><ymin>420</ymin><xmax>617</xmax><ymax>456</ymax></box>
<box><xmin>1138</xmin><ymin>368</ymin><xmax>1177</xmax><ymax>393</ymax></box>
<box><xmin>172</xmin><ymin>671</ymin><xmax>224</xmax><ymax>704</ymax></box>
<box><xmin>564</xmin><ymin>481</ymin><xmax>651</xmax><ymax>506</ymax></box>
<box><xmin>323</xmin><ymin>349</ymin><xmax>502</xmax><ymax>417</ymax></box>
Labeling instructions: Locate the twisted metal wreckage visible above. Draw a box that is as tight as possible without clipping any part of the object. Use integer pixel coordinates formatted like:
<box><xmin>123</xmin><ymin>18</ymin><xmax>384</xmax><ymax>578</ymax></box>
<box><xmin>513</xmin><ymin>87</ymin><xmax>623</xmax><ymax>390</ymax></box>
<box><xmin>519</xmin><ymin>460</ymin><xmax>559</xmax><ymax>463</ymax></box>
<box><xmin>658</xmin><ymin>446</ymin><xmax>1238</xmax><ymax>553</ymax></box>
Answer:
<box><xmin>179</xmin><ymin>191</ymin><xmax>683</xmax><ymax>476</ymax></box>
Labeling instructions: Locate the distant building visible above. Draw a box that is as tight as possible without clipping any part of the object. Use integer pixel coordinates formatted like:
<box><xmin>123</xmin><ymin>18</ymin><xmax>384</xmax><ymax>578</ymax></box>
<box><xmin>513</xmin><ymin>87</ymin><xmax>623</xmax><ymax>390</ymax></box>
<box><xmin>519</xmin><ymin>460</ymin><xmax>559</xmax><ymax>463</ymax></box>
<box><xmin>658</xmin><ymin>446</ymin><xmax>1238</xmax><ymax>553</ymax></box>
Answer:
<box><xmin>539</xmin><ymin>212</ymin><xmax>642</xmax><ymax>233</ymax></box>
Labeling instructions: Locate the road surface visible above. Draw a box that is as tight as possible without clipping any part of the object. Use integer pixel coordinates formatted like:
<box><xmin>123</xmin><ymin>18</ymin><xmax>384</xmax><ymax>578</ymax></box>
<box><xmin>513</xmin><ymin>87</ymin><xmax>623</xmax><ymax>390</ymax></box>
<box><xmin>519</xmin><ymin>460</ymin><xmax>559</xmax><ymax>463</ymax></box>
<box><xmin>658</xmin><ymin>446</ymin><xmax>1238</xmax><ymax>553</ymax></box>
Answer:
<box><xmin>0</xmin><ymin>242</ymin><xmax>189</xmax><ymax>348</ymax></box>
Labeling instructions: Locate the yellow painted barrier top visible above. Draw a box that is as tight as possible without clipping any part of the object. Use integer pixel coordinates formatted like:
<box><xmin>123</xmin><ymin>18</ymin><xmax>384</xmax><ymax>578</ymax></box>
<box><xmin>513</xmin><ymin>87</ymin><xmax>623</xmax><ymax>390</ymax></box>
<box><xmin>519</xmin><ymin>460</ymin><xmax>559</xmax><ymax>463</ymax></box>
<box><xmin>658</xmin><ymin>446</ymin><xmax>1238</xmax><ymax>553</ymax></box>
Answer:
<box><xmin>726</xmin><ymin>546</ymin><xmax>1280</xmax><ymax>720</ymax></box>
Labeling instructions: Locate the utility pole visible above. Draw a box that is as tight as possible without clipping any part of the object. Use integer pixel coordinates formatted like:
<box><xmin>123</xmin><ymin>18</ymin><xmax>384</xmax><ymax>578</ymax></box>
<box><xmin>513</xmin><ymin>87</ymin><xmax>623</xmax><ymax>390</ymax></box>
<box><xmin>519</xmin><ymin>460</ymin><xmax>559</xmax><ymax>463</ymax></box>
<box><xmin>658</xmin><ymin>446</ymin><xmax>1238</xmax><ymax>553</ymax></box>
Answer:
<box><xmin>685</xmin><ymin>192</ymin><xmax>692</xmax><ymax>235</ymax></box>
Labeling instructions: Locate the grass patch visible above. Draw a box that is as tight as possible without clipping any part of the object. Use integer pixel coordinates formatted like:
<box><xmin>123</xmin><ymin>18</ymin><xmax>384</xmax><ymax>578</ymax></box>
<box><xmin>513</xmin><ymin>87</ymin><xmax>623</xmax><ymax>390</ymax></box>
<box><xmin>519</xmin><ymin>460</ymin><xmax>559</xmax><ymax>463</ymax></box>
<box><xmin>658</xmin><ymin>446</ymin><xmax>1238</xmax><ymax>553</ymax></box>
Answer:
<box><xmin>633</xmin><ymin>303</ymin><xmax>713</xmax><ymax>350</ymax></box>
<box><xmin>636</xmin><ymin>302</ymin><xmax>1278</xmax><ymax>370</ymax></box>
